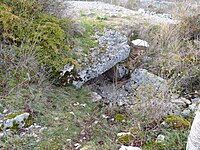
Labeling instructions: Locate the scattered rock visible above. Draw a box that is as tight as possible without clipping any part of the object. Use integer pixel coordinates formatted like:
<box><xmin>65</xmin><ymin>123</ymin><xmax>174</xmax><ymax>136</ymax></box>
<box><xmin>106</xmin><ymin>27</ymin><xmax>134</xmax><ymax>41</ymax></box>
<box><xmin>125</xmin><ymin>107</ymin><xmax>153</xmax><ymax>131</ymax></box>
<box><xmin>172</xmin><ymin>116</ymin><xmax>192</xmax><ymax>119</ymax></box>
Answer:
<box><xmin>181</xmin><ymin>109</ymin><xmax>191</xmax><ymax>118</ymax></box>
<box><xmin>171</xmin><ymin>98</ymin><xmax>190</xmax><ymax>109</ymax></box>
<box><xmin>91</xmin><ymin>92</ymin><xmax>102</xmax><ymax>102</ymax></box>
<box><xmin>1</xmin><ymin>113</ymin><xmax>32</xmax><ymax>131</ymax></box>
<box><xmin>125</xmin><ymin>69</ymin><xmax>168</xmax><ymax>94</ymax></box>
<box><xmin>189</xmin><ymin>103</ymin><xmax>199</xmax><ymax>112</ymax></box>
<box><xmin>119</xmin><ymin>145</ymin><xmax>141</xmax><ymax>150</ymax></box>
<box><xmin>191</xmin><ymin>97</ymin><xmax>200</xmax><ymax>104</ymax></box>
<box><xmin>156</xmin><ymin>134</ymin><xmax>165</xmax><ymax>142</ymax></box>
<box><xmin>0</xmin><ymin>132</ymin><xmax>4</xmax><ymax>139</ymax></box>
<box><xmin>131</xmin><ymin>39</ymin><xmax>149</xmax><ymax>48</ymax></box>
<box><xmin>3</xmin><ymin>109</ymin><xmax>8</xmax><ymax>114</ymax></box>
<box><xmin>74</xmin><ymin>143</ymin><xmax>81</xmax><ymax>149</ymax></box>
<box><xmin>60</xmin><ymin>63</ymin><xmax>75</xmax><ymax>76</ymax></box>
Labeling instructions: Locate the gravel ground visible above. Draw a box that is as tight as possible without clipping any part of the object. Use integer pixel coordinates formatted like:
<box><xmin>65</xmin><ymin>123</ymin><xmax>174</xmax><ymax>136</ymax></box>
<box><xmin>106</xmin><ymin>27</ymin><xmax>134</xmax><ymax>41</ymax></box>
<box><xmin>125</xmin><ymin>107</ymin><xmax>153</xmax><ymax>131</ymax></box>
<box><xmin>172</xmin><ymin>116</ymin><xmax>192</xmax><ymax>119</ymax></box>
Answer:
<box><xmin>65</xmin><ymin>1</ymin><xmax>177</xmax><ymax>24</ymax></box>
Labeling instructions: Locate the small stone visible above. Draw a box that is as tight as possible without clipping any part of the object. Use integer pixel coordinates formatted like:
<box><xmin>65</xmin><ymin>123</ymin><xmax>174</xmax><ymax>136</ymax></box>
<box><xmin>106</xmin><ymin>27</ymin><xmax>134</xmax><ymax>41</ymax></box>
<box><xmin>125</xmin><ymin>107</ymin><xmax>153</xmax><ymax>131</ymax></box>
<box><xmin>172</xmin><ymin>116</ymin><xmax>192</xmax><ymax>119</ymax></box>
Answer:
<box><xmin>91</xmin><ymin>92</ymin><xmax>102</xmax><ymax>102</ymax></box>
<box><xmin>73</xmin><ymin>102</ymin><xmax>80</xmax><ymax>106</ymax></box>
<box><xmin>60</xmin><ymin>63</ymin><xmax>74</xmax><ymax>76</ymax></box>
<box><xmin>191</xmin><ymin>98</ymin><xmax>200</xmax><ymax>103</ymax></box>
<box><xmin>181</xmin><ymin>109</ymin><xmax>191</xmax><ymax>117</ymax></box>
<box><xmin>3</xmin><ymin>109</ymin><xmax>8</xmax><ymax>114</ymax></box>
<box><xmin>39</xmin><ymin>127</ymin><xmax>47</xmax><ymax>132</ymax></box>
<box><xmin>102</xmin><ymin>114</ymin><xmax>109</xmax><ymax>119</ymax></box>
<box><xmin>69</xmin><ymin>112</ymin><xmax>75</xmax><ymax>116</ymax></box>
<box><xmin>119</xmin><ymin>145</ymin><xmax>141</xmax><ymax>150</ymax></box>
<box><xmin>3</xmin><ymin>113</ymin><xmax>30</xmax><ymax>130</ymax></box>
<box><xmin>94</xmin><ymin>121</ymin><xmax>98</xmax><ymax>124</ymax></box>
<box><xmin>181</xmin><ymin>97</ymin><xmax>191</xmax><ymax>105</ymax></box>
<box><xmin>156</xmin><ymin>134</ymin><xmax>165</xmax><ymax>142</ymax></box>
<box><xmin>66</xmin><ymin>139</ymin><xmax>71</xmax><ymax>142</ymax></box>
<box><xmin>189</xmin><ymin>103</ymin><xmax>198</xmax><ymax>112</ymax></box>
<box><xmin>0</xmin><ymin>132</ymin><xmax>4</xmax><ymax>138</ymax></box>
<box><xmin>80</xmin><ymin>104</ymin><xmax>87</xmax><ymax>107</ymax></box>
<box><xmin>54</xmin><ymin>117</ymin><xmax>59</xmax><ymax>121</ymax></box>
<box><xmin>117</xmin><ymin>132</ymin><xmax>131</xmax><ymax>137</ymax></box>
<box><xmin>161</xmin><ymin>121</ymin><xmax>169</xmax><ymax>128</ymax></box>
<box><xmin>74</xmin><ymin>143</ymin><xmax>81</xmax><ymax>149</ymax></box>
<box><xmin>171</xmin><ymin>98</ymin><xmax>189</xmax><ymax>108</ymax></box>
<box><xmin>131</xmin><ymin>39</ymin><xmax>149</xmax><ymax>48</ymax></box>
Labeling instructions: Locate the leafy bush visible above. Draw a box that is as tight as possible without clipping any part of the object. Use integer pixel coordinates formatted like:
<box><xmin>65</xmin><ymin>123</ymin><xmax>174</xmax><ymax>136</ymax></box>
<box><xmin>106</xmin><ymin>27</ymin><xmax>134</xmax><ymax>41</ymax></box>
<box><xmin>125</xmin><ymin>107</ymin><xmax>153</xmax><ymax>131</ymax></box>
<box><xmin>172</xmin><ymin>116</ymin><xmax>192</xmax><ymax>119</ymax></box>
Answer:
<box><xmin>0</xmin><ymin>0</ymin><xmax>75</xmax><ymax>75</ymax></box>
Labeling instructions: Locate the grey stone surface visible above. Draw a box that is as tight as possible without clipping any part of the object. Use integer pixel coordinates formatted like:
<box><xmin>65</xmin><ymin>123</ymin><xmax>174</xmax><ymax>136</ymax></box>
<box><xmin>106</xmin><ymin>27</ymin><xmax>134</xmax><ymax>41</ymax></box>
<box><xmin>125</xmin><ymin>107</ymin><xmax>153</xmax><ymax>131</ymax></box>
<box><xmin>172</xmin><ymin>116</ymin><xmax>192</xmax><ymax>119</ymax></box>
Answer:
<box><xmin>125</xmin><ymin>68</ymin><xmax>168</xmax><ymax>94</ymax></box>
<box><xmin>181</xmin><ymin>109</ymin><xmax>191</xmax><ymax>118</ymax></box>
<box><xmin>91</xmin><ymin>92</ymin><xmax>102</xmax><ymax>102</ymax></box>
<box><xmin>89</xmin><ymin>68</ymin><xmax>170</xmax><ymax>105</ymax></box>
<box><xmin>156</xmin><ymin>134</ymin><xmax>165</xmax><ymax>142</ymax></box>
<box><xmin>2</xmin><ymin>113</ymin><xmax>30</xmax><ymax>130</ymax></box>
<box><xmin>73</xmin><ymin>30</ymin><xmax>130</xmax><ymax>88</ymax></box>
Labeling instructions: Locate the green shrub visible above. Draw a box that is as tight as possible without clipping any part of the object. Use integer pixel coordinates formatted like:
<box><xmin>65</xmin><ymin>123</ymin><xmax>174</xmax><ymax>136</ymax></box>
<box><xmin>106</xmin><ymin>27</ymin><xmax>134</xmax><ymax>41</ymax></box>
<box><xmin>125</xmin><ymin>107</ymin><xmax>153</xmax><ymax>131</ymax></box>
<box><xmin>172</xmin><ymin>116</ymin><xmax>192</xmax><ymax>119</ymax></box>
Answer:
<box><xmin>0</xmin><ymin>0</ymin><xmax>76</xmax><ymax>80</ymax></box>
<box><xmin>165</xmin><ymin>115</ymin><xmax>191</xmax><ymax>130</ymax></box>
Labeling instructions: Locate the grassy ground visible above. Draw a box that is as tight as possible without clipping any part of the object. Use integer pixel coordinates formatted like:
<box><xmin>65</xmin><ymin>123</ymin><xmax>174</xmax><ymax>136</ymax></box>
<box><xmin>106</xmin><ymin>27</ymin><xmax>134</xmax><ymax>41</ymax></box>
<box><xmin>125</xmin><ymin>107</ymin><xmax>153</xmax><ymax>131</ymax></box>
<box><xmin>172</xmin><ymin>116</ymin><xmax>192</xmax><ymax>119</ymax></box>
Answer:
<box><xmin>1</xmin><ymin>0</ymin><xmax>198</xmax><ymax>149</ymax></box>
<box><xmin>0</xmin><ymin>83</ymin><xmax>190</xmax><ymax>149</ymax></box>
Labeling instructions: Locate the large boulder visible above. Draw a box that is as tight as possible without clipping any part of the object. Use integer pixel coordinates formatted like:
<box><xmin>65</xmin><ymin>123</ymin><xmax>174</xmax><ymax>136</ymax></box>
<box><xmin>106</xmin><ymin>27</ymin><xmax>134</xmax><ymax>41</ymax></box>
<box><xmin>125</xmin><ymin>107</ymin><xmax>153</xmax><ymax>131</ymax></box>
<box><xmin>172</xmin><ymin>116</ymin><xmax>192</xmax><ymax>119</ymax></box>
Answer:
<box><xmin>72</xmin><ymin>30</ymin><xmax>130</xmax><ymax>88</ymax></box>
<box><xmin>125</xmin><ymin>68</ymin><xmax>168</xmax><ymax>94</ymax></box>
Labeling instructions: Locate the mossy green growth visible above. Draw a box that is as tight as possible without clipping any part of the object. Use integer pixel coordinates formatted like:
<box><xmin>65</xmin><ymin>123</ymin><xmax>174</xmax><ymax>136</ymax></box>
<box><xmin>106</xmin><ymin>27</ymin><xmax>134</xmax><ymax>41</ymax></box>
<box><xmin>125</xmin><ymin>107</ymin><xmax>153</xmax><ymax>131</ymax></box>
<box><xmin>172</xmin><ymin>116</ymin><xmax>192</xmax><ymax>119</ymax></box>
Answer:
<box><xmin>117</xmin><ymin>133</ymin><xmax>134</xmax><ymax>145</ymax></box>
<box><xmin>74</xmin><ymin>19</ymin><xmax>105</xmax><ymax>54</ymax></box>
<box><xmin>165</xmin><ymin>115</ymin><xmax>191</xmax><ymax>130</ymax></box>
<box><xmin>5</xmin><ymin>113</ymin><xmax>22</xmax><ymax>119</ymax></box>
<box><xmin>24</xmin><ymin>115</ymin><xmax>34</xmax><ymax>128</ymax></box>
<box><xmin>96</xmin><ymin>15</ymin><xmax>107</xmax><ymax>21</ymax></box>
<box><xmin>142</xmin><ymin>142</ymin><xmax>166</xmax><ymax>150</ymax></box>
<box><xmin>0</xmin><ymin>0</ymin><xmax>75</xmax><ymax>76</ymax></box>
<box><xmin>114</xmin><ymin>114</ymin><xmax>128</xmax><ymax>123</ymax></box>
<box><xmin>10</xmin><ymin>120</ymin><xmax>20</xmax><ymax>130</ymax></box>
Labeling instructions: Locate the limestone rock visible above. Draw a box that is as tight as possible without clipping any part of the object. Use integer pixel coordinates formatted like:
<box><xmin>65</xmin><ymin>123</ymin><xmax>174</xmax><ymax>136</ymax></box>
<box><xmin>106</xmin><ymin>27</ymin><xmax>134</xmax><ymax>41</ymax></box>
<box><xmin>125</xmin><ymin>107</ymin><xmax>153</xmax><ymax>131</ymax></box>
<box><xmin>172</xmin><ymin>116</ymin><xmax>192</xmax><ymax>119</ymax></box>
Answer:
<box><xmin>181</xmin><ymin>109</ymin><xmax>191</xmax><ymax>118</ymax></box>
<box><xmin>61</xmin><ymin>63</ymin><xmax>75</xmax><ymax>76</ymax></box>
<box><xmin>189</xmin><ymin>103</ymin><xmax>199</xmax><ymax>112</ymax></box>
<box><xmin>1</xmin><ymin>113</ymin><xmax>31</xmax><ymax>130</ymax></box>
<box><xmin>91</xmin><ymin>92</ymin><xmax>102</xmax><ymax>102</ymax></box>
<box><xmin>119</xmin><ymin>145</ymin><xmax>141</xmax><ymax>150</ymax></box>
<box><xmin>125</xmin><ymin>69</ymin><xmax>168</xmax><ymax>94</ymax></box>
<box><xmin>131</xmin><ymin>39</ymin><xmax>149</xmax><ymax>48</ymax></box>
<box><xmin>73</xmin><ymin>29</ymin><xmax>130</xmax><ymax>88</ymax></box>
<box><xmin>171</xmin><ymin>97</ymin><xmax>191</xmax><ymax>108</ymax></box>
<box><xmin>156</xmin><ymin>134</ymin><xmax>165</xmax><ymax>142</ymax></box>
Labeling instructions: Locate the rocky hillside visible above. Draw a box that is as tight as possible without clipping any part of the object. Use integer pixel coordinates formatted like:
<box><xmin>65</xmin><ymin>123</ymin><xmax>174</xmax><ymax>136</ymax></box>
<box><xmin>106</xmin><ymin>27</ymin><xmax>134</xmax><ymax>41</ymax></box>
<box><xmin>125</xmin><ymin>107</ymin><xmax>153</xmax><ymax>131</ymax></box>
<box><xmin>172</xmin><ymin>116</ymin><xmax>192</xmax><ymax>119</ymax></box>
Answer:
<box><xmin>0</xmin><ymin>0</ymin><xmax>199</xmax><ymax>149</ymax></box>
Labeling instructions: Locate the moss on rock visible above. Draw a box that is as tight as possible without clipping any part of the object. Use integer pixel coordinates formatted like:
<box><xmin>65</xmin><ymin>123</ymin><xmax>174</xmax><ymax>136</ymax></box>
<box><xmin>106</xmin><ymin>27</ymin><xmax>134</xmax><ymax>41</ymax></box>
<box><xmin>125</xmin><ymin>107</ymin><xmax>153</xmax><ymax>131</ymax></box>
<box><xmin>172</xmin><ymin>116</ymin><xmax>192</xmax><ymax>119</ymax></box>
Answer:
<box><xmin>117</xmin><ymin>132</ymin><xmax>134</xmax><ymax>145</ymax></box>
<box><xmin>114</xmin><ymin>114</ymin><xmax>128</xmax><ymax>123</ymax></box>
<box><xmin>165</xmin><ymin>115</ymin><xmax>191</xmax><ymax>130</ymax></box>
<box><xmin>1</xmin><ymin>112</ymin><xmax>33</xmax><ymax>131</ymax></box>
